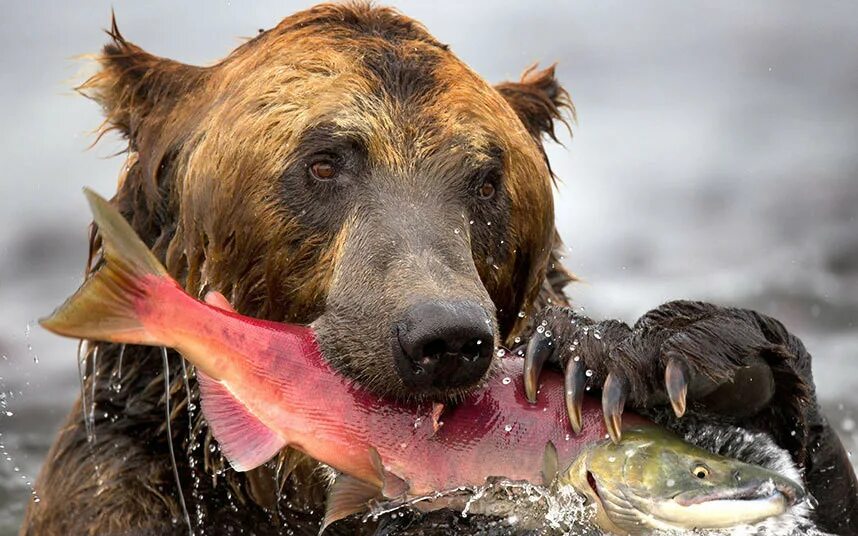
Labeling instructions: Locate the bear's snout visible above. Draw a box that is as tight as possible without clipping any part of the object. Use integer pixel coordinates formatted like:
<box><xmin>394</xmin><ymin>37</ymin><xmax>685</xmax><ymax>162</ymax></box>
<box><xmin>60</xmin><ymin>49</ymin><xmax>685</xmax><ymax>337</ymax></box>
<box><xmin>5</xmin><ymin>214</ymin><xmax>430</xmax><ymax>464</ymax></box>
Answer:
<box><xmin>392</xmin><ymin>299</ymin><xmax>494</xmax><ymax>391</ymax></box>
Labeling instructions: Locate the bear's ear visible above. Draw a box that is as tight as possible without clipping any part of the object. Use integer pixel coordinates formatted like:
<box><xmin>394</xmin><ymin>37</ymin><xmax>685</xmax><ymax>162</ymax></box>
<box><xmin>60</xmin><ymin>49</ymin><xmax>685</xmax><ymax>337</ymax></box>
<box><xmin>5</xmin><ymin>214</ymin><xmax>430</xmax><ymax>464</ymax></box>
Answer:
<box><xmin>79</xmin><ymin>14</ymin><xmax>205</xmax><ymax>144</ymax></box>
<box><xmin>495</xmin><ymin>64</ymin><xmax>574</xmax><ymax>143</ymax></box>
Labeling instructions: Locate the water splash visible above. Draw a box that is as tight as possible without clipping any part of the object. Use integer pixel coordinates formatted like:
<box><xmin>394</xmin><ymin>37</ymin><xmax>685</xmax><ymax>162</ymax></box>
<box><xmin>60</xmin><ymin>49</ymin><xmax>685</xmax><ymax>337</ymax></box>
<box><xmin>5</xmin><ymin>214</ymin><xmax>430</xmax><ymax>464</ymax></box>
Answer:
<box><xmin>162</xmin><ymin>347</ymin><xmax>194</xmax><ymax>536</ymax></box>
<box><xmin>0</xmin><ymin>374</ymin><xmax>41</xmax><ymax>509</ymax></box>
<box><xmin>366</xmin><ymin>479</ymin><xmax>596</xmax><ymax>533</ymax></box>
<box><xmin>77</xmin><ymin>341</ymin><xmax>92</xmax><ymax>442</ymax></box>
<box><xmin>111</xmin><ymin>343</ymin><xmax>126</xmax><ymax>392</ymax></box>
<box><xmin>179</xmin><ymin>356</ymin><xmax>207</xmax><ymax>534</ymax></box>
<box><xmin>24</xmin><ymin>322</ymin><xmax>38</xmax><ymax>364</ymax></box>
<box><xmin>88</xmin><ymin>345</ymin><xmax>98</xmax><ymax>440</ymax></box>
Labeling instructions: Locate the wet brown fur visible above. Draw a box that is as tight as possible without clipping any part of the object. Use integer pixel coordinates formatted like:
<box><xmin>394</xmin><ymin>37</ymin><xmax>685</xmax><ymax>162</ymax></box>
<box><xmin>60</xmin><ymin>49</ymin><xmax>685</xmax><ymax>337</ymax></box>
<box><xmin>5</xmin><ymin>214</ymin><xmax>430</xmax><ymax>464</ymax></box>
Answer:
<box><xmin>23</xmin><ymin>3</ymin><xmax>575</xmax><ymax>535</ymax></box>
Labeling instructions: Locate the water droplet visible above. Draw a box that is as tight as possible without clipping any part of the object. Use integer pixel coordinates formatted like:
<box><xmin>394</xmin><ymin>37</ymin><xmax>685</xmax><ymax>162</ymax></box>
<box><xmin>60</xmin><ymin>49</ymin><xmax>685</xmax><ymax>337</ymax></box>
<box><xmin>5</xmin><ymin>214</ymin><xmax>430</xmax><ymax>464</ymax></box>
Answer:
<box><xmin>502</xmin><ymin>377</ymin><xmax>511</xmax><ymax>385</ymax></box>
<box><xmin>4</xmin><ymin>411</ymin><xmax>12</xmax><ymax>417</ymax></box>
<box><xmin>536</xmin><ymin>325</ymin><xmax>545</xmax><ymax>334</ymax></box>
<box><xmin>503</xmin><ymin>424</ymin><xmax>513</xmax><ymax>432</ymax></box>
<box><xmin>517</xmin><ymin>311</ymin><xmax>526</xmax><ymax>318</ymax></box>
<box><xmin>544</xmin><ymin>330</ymin><xmax>552</xmax><ymax>338</ymax></box>
<box><xmin>496</xmin><ymin>349</ymin><xmax>506</xmax><ymax>358</ymax></box>
<box><xmin>454</xmin><ymin>228</ymin><xmax>460</xmax><ymax>234</ymax></box>
<box><xmin>585</xmin><ymin>369</ymin><xmax>594</xmax><ymax>377</ymax></box>
<box><xmin>573</xmin><ymin>356</ymin><xmax>580</xmax><ymax>362</ymax></box>
<box><xmin>666</xmin><ymin>479</ymin><xmax>675</xmax><ymax>487</ymax></box>
<box><xmin>513</xmin><ymin>336</ymin><xmax>521</xmax><ymax>344</ymax></box>
<box><xmin>608</xmin><ymin>456</ymin><xmax>616</xmax><ymax>463</ymax></box>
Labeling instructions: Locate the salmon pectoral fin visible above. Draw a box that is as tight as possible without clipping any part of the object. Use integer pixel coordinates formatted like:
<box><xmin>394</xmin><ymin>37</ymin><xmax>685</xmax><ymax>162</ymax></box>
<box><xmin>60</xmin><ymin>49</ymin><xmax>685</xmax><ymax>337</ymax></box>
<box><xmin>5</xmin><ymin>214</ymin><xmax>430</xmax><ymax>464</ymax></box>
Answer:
<box><xmin>197</xmin><ymin>371</ymin><xmax>286</xmax><ymax>472</ymax></box>
<box><xmin>369</xmin><ymin>446</ymin><xmax>410</xmax><ymax>498</ymax></box>
<box><xmin>322</xmin><ymin>474</ymin><xmax>383</xmax><ymax>533</ymax></box>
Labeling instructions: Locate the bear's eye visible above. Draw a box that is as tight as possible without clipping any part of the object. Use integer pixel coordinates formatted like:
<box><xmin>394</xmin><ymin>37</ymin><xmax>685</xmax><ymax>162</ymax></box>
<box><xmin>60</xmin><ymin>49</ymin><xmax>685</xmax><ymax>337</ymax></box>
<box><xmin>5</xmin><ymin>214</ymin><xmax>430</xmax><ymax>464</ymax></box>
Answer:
<box><xmin>477</xmin><ymin>180</ymin><xmax>496</xmax><ymax>199</ymax></box>
<box><xmin>308</xmin><ymin>158</ymin><xmax>339</xmax><ymax>181</ymax></box>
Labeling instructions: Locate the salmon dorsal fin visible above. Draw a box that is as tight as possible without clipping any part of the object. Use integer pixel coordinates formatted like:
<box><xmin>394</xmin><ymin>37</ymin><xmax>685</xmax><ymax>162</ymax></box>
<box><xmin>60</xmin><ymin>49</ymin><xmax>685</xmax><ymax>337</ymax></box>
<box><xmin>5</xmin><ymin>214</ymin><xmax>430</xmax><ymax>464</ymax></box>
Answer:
<box><xmin>321</xmin><ymin>474</ymin><xmax>381</xmax><ymax>533</ymax></box>
<box><xmin>197</xmin><ymin>371</ymin><xmax>286</xmax><ymax>472</ymax></box>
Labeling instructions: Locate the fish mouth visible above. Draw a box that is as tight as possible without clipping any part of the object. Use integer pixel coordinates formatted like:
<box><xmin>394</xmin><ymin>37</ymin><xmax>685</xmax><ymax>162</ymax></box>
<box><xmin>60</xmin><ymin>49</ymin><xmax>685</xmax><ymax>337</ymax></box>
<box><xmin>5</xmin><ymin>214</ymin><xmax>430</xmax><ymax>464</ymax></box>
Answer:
<box><xmin>593</xmin><ymin>476</ymin><xmax>804</xmax><ymax>532</ymax></box>
<box><xmin>643</xmin><ymin>480</ymin><xmax>805</xmax><ymax>530</ymax></box>
<box><xmin>673</xmin><ymin>478</ymin><xmax>804</xmax><ymax>507</ymax></box>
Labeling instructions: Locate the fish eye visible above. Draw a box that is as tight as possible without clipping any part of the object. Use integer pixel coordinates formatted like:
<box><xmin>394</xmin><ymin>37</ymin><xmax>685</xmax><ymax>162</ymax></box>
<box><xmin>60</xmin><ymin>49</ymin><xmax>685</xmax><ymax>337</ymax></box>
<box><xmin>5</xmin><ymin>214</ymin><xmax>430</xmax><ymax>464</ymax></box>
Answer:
<box><xmin>692</xmin><ymin>465</ymin><xmax>710</xmax><ymax>479</ymax></box>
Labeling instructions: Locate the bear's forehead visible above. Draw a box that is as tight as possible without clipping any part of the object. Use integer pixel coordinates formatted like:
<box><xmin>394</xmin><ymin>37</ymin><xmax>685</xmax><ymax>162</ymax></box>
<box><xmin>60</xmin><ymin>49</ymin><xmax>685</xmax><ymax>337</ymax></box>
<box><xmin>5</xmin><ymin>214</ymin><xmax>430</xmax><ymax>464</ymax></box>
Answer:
<box><xmin>203</xmin><ymin>5</ymin><xmax>526</xmax><ymax>154</ymax></box>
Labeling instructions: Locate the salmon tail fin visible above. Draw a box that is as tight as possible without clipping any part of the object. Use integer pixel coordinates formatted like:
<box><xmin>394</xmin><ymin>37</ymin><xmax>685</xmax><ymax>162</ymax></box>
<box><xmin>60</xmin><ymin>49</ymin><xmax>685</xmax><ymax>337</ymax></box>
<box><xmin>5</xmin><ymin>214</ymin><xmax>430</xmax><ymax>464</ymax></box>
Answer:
<box><xmin>39</xmin><ymin>188</ymin><xmax>171</xmax><ymax>345</ymax></box>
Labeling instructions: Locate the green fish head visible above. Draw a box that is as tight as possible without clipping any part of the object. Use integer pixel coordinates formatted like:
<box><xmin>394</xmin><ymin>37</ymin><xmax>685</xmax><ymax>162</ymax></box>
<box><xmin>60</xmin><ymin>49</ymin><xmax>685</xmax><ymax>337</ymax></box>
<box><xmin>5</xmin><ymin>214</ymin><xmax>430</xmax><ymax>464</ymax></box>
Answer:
<box><xmin>562</xmin><ymin>425</ymin><xmax>805</xmax><ymax>534</ymax></box>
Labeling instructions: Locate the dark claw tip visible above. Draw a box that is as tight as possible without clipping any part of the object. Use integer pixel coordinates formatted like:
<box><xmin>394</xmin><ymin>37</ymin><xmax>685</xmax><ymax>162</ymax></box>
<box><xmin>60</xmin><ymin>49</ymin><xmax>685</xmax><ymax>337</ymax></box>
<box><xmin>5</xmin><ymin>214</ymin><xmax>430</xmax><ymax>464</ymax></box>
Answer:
<box><xmin>565</xmin><ymin>358</ymin><xmax>585</xmax><ymax>434</ymax></box>
<box><xmin>602</xmin><ymin>372</ymin><xmax>628</xmax><ymax>444</ymax></box>
<box><xmin>524</xmin><ymin>333</ymin><xmax>552</xmax><ymax>404</ymax></box>
<box><xmin>665</xmin><ymin>356</ymin><xmax>689</xmax><ymax>418</ymax></box>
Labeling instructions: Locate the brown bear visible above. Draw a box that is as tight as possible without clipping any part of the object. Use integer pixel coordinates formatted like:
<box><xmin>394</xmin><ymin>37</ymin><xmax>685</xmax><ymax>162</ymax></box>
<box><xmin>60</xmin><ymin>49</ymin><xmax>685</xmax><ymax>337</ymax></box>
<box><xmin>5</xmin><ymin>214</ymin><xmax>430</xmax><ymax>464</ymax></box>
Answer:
<box><xmin>22</xmin><ymin>3</ymin><xmax>857</xmax><ymax>535</ymax></box>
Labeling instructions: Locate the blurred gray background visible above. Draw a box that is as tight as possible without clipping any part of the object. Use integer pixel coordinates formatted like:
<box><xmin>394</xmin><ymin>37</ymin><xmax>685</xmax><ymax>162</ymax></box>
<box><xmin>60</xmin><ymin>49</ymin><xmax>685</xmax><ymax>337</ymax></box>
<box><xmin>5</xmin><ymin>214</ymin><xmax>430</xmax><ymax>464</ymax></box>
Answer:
<box><xmin>0</xmin><ymin>1</ymin><xmax>856</xmax><ymax>533</ymax></box>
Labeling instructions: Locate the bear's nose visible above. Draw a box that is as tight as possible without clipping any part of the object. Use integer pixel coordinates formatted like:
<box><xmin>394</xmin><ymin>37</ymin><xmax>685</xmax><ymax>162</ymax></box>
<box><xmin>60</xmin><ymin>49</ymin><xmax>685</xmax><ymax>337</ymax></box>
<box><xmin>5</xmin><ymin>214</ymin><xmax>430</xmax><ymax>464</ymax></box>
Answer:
<box><xmin>393</xmin><ymin>300</ymin><xmax>494</xmax><ymax>391</ymax></box>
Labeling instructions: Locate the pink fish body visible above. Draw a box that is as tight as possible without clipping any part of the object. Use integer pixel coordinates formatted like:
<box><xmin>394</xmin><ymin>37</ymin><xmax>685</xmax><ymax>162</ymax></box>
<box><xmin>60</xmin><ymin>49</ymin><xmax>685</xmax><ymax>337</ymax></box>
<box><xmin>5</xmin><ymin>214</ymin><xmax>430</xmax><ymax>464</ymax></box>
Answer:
<box><xmin>154</xmin><ymin>282</ymin><xmax>617</xmax><ymax>492</ymax></box>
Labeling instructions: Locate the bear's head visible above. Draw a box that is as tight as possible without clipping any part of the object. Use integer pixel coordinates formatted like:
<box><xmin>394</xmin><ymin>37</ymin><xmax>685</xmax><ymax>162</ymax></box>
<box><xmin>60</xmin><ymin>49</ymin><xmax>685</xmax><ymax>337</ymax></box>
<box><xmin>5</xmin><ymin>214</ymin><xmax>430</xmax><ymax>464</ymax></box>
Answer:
<box><xmin>84</xmin><ymin>3</ymin><xmax>572</xmax><ymax>403</ymax></box>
